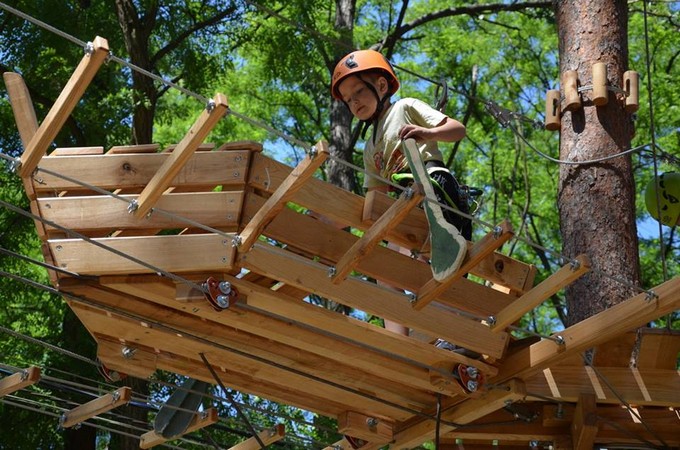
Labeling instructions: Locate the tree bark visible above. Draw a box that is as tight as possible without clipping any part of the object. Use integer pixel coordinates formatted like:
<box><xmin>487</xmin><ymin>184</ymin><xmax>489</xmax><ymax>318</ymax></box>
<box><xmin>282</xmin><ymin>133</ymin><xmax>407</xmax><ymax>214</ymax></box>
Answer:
<box><xmin>554</xmin><ymin>0</ymin><xmax>640</xmax><ymax>326</ymax></box>
<box><xmin>328</xmin><ymin>0</ymin><xmax>358</xmax><ymax>193</ymax></box>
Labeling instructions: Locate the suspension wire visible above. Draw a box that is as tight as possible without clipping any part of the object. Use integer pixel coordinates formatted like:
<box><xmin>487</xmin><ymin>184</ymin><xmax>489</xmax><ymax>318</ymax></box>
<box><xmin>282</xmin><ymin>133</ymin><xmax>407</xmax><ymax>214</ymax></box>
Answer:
<box><xmin>1</xmin><ymin>362</ymin><xmax>332</xmax><ymax>449</ymax></box>
<box><xmin>199</xmin><ymin>353</ymin><xmax>266</xmax><ymax>449</ymax></box>
<box><xmin>0</xmin><ymin>323</ymin><xmax>98</xmax><ymax>366</ymax></box>
<box><xmin>0</xmin><ymin>197</ymin><xmax>207</xmax><ymax>294</ymax></box>
<box><xmin>0</xmin><ymin>244</ymin><xmax>87</xmax><ymax>279</ymax></box>
<box><xmin>582</xmin><ymin>352</ymin><xmax>669</xmax><ymax>449</ymax></box>
<box><xmin>642</xmin><ymin>2</ymin><xmax>670</xmax><ymax>300</ymax></box>
<box><xmin>0</xmin><ymin>395</ymin><xmax>200</xmax><ymax>449</ymax></box>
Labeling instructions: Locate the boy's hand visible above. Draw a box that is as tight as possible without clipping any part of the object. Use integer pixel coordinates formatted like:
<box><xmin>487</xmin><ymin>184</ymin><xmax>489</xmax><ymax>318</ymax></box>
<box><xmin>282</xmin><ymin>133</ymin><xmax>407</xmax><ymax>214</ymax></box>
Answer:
<box><xmin>399</xmin><ymin>124</ymin><xmax>431</xmax><ymax>141</ymax></box>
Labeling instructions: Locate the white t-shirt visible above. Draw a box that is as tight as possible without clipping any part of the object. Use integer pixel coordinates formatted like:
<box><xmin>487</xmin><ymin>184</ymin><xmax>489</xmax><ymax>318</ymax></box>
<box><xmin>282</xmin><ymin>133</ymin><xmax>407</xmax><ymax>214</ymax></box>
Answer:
<box><xmin>363</xmin><ymin>98</ymin><xmax>446</xmax><ymax>189</ymax></box>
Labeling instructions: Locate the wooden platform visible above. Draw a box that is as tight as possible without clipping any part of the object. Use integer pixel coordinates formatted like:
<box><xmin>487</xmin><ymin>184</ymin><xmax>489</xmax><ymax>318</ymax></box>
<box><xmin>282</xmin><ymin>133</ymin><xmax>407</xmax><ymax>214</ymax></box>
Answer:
<box><xmin>4</xmin><ymin>45</ymin><xmax>680</xmax><ymax>448</ymax></box>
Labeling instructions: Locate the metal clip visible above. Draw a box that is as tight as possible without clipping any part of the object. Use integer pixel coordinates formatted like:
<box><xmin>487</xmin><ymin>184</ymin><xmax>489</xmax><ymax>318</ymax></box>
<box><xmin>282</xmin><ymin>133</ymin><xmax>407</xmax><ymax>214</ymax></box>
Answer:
<box><xmin>493</xmin><ymin>225</ymin><xmax>503</xmax><ymax>239</ymax></box>
<box><xmin>8</xmin><ymin>158</ymin><xmax>21</xmax><ymax>174</ymax></box>
<box><xmin>206</xmin><ymin>99</ymin><xmax>216</xmax><ymax>113</ymax></box>
<box><xmin>308</xmin><ymin>146</ymin><xmax>318</xmax><ymax>159</ymax></box>
<box><xmin>327</xmin><ymin>266</ymin><xmax>336</xmax><ymax>278</ymax></box>
<box><xmin>487</xmin><ymin>315</ymin><xmax>497</xmax><ymax>327</ymax></box>
<box><xmin>111</xmin><ymin>391</ymin><xmax>121</xmax><ymax>403</ymax></box>
<box><xmin>121</xmin><ymin>346</ymin><xmax>136</xmax><ymax>359</ymax></box>
<box><xmin>84</xmin><ymin>41</ymin><xmax>95</xmax><ymax>55</ymax></box>
<box><xmin>232</xmin><ymin>235</ymin><xmax>242</xmax><ymax>247</ymax></box>
<box><xmin>569</xmin><ymin>259</ymin><xmax>580</xmax><ymax>271</ymax></box>
<box><xmin>127</xmin><ymin>200</ymin><xmax>139</xmax><ymax>214</ymax></box>
<box><xmin>407</xmin><ymin>292</ymin><xmax>417</xmax><ymax>304</ymax></box>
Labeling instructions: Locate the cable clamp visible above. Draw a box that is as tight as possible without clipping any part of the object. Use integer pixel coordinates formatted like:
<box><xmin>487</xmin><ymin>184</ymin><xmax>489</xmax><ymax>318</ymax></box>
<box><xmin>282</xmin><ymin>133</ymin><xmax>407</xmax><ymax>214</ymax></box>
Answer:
<box><xmin>111</xmin><ymin>391</ymin><xmax>121</xmax><ymax>403</ymax></box>
<box><xmin>127</xmin><ymin>200</ymin><xmax>139</xmax><ymax>214</ymax></box>
<box><xmin>407</xmin><ymin>292</ymin><xmax>417</xmax><ymax>304</ymax></box>
<box><xmin>569</xmin><ymin>259</ymin><xmax>580</xmax><ymax>271</ymax></box>
<box><xmin>644</xmin><ymin>290</ymin><xmax>658</xmax><ymax>302</ymax></box>
<box><xmin>232</xmin><ymin>235</ymin><xmax>242</xmax><ymax>248</ymax></box>
<box><xmin>206</xmin><ymin>98</ymin><xmax>216</xmax><ymax>112</ymax></box>
<box><xmin>554</xmin><ymin>335</ymin><xmax>565</xmax><ymax>346</ymax></box>
<box><xmin>308</xmin><ymin>145</ymin><xmax>318</xmax><ymax>159</ymax></box>
<box><xmin>493</xmin><ymin>225</ymin><xmax>503</xmax><ymax>239</ymax></box>
<box><xmin>84</xmin><ymin>41</ymin><xmax>94</xmax><ymax>55</ymax></box>
<box><xmin>8</xmin><ymin>158</ymin><xmax>21</xmax><ymax>174</ymax></box>
<box><xmin>327</xmin><ymin>266</ymin><xmax>336</xmax><ymax>278</ymax></box>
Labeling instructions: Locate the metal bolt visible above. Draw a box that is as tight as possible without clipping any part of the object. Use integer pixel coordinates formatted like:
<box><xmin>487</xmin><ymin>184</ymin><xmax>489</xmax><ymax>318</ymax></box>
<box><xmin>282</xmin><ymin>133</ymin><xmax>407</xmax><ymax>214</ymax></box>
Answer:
<box><xmin>487</xmin><ymin>315</ymin><xmax>497</xmax><ymax>326</ymax></box>
<box><xmin>84</xmin><ymin>41</ymin><xmax>94</xmax><ymax>55</ymax></box>
<box><xmin>402</xmin><ymin>187</ymin><xmax>414</xmax><ymax>200</ymax></box>
<box><xmin>206</xmin><ymin>99</ymin><xmax>216</xmax><ymax>112</ymax></box>
<box><xmin>121</xmin><ymin>346</ymin><xmax>136</xmax><ymax>359</ymax></box>
<box><xmin>466</xmin><ymin>366</ymin><xmax>479</xmax><ymax>379</ymax></box>
<box><xmin>327</xmin><ymin>266</ymin><xmax>336</xmax><ymax>277</ymax></box>
<box><xmin>569</xmin><ymin>259</ymin><xmax>580</xmax><ymax>271</ymax></box>
<box><xmin>8</xmin><ymin>159</ymin><xmax>21</xmax><ymax>173</ymax></box>
<box><xmin>493</xmin><ymin>225</ymin><xmax>503</xmax><ymax>239</ymax></box>
<box><xmin>466</xmin><ymin>380</ymin><xmax>478</xmax><ymax>392</ymax></box>
<box><xmin>218</xmin><ymin>281</ymin><xmax>232</xmax><ymax>295</ymax></box>
<box><xmin>309</xmin><ymin>146</ymin><xmax>318</xmax><ymax>158</ymax></box>
<box><xmin>19</xmin><ymin>370</ymin><xmax>29</xmax><ymax>381</ymax></box>
<box><xmin>366</xmin><ymin>417</ymin><xmax>378</xmax><ymax>428</ymax></box>
<box><xmin>407</xmin><ymin>292</ymin><xmax>417</xmax><ymax>304</ymax></box>
<box><xmin>554</xmin><ymin>335</ymin><xmax>565</xmax><ymax>346</ymax></box>
<box><xmin>111</xmin><ymin>391</ymin><xmax>121</xmax><ymax>403</ymax></box>
<box><xmin>216</xmin><ymin>295</ymin><xmax>230</xmax><ymax>308</ymax></box>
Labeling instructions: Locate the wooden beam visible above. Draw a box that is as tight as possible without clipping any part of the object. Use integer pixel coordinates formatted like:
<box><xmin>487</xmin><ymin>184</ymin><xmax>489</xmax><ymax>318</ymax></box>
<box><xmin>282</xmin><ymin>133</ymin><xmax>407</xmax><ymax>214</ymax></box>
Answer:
<box><xmin>236</xmin><ymin>141</ymin><xmax>329</xmax><ymax>251</ymax></box>
<box><xmin>60</xmin><ymin>387</ymin><xmax>131</xmax><ymax>428</ymax></box>
<box><xmin>49</xmin><ymin>234</ymin><xmax>236</xmax><ymax>275</ymax></box>
<box><xmin>0</xmin><ymin>366</ymin><xmax>41</xmax><ymax>397</ymax></box>
<box><xmin>3</xmin><ymin>72</ymin><xmax>39</xmax><ymax>148</ymax></box>
<box><xmin>411</xmin><ymin>220</ymin><xmax>514</xmax><ymax>310</ymax></box>
<box><xmin>34</xmin><ymin>150</ymin><xmax>250</xmax><ymax>193</ymax></box>
<box><xmin>139</xmin><ymin>407</ymin><xmax>218</xmax><ymax>448</ymax></box>
<box><xmin>332</xmin><ymin>184</ymin><xmax>424</xmax><ymax>283</ymax></box>
<box><xmin>19</xmin><ymin>36</ymin><xmax>109</xmax><ymax>177</ymax></box>
<box><xmin>38</xmin><ymin>192</ymin><xmax>242</xmax><ymax>235</ymax></box>
<box><xmin>391</xmin><ymin>379</ymin><xmax>526</xmax><ymax>449</ymax></box>
<box><xmin>338</xmin><ymin>411</ymin><xmax>393</xmax><ymax>444</ymax></box>
<box><xmin>491</xmin><ymin>254</ymin><xmax>591</xmax><ymax>331</ymax></box>
<box><xmin>495</xmin><ymin>276</ymin><xmax>680</xmax><ymax>382</ymax></box>
<box><xmin>239</xmin><ymin>244</ymin><xmax>509</xmax><ymax>359</ymax></box>
<box><xmin>134</xmin><ymin>94</ymin><xmax>228</xmax><ymax>217</ymax></box>
<box><xmin>571</xmin><ymin>393</ymin><xmax>598</xmax><ymax>450</ymax></box>
<box><xmin>228</xmin><ymin>424</ymin><xmax>285</xmax><ymax>450</ymax></box>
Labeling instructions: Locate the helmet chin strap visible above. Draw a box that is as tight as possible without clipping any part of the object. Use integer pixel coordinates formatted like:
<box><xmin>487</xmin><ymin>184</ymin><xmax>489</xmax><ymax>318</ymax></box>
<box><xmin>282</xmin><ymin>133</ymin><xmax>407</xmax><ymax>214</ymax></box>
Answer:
<box><xmin>356</xmin><ymin>77</ymin><xmax>390</xmax><ymax>144</ymax></box>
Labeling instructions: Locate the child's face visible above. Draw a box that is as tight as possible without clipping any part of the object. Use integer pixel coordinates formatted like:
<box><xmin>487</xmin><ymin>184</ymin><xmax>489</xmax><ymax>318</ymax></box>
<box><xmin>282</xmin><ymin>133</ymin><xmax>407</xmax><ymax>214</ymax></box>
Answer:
<box><xmin>338</xmin><ymin>75</ymin><xmax>385</xmax><ymax>121</ymax></box>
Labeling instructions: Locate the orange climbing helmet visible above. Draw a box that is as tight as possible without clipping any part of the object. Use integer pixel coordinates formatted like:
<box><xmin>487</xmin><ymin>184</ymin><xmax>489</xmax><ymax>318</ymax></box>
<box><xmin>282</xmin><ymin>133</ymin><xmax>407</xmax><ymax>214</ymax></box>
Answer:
<box><xmin>331</xmin><ymin>49</ymin><xmax>400</xmax><ymax>100</ymax></box>
<box><xmin>645</xmin><ymin>172</ymin><xmax>680</xmax><ymax>227</ymax></box>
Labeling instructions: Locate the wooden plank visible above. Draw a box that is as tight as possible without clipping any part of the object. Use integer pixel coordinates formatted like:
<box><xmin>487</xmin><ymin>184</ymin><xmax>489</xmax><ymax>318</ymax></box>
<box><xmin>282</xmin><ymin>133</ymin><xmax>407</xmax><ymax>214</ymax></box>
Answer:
<box><xmin>34</xmin><ymin>150</ymin><xmax>250</xmax><ymax>192</ymax></box>
<box><xmin>239</xmin><ymin>244</ymin><xmax>509</xmax><ymax>359</ymax></box>
<box><xmin>0</xmin><ymin>366</ymin><xmax>41</xmax><ymax>397</ymax></box>
<box><xmin>571</xmin><ymin>393</ymin><xmax>598</xmax><ymax>450</ymax></box>
<box><xmin>237</xmin><ymin>141</ymin><xmax>329</xmax><ymax>251</ymax></box>
<box><xmin>215</xmin><ymin>140</ymin><xmax>263</xmax><ymax>152</ymax></box>
<box><xmin>332</xmin><ymin>184</ymin><xmax>424</xmax><ymax>283</ymax></box>
<box><xmin>38</xmin><ymin>192</ymin><xmax>242</xmax><ymax>235</ymax></box>
<box><xmin>60</xmin><ymin>387</ymin><xmax>131</xmax><ymax>428</ymax></box>
<box><xmin>134</xmin><ymin>94</ymin><xmax>228</xmax><ymax>217</ymax></box>
<box><xmin>495</xmin><ymin>276</ymin><xmax>680</xmax><ymax>383</ymax></box>
<box><xmin>242</xmin><ymin>192</ymin><xmax>516</xmax><ymax>319</ymax></box>
<box><xmin>228</xmin><ymin>424</ymin><xmax>285</xmax><ymax>450</ymax></box>
<box><xmin>390</xmin><ymin>379</ymin><xmax>526</xmax><ymax>449</ymax></box>
<box><xmin>411</xmin><ymin>220</ymin><xmax>514</xmax><ymax>310</ymax></box>
<box><xmin>106</xmin><ymin>143</ymin><xmax>160</xmax><ymax>154</ymax></box>
<box><xmin>19</xmin><ymin>37</ymin><xmax>109</xmax><ymax>177</ymax></box>
<box><xmin>96</xmin><ymin>340</ymin><xmax>157</xmax><ymax>379</ymax></box>
<box><xmin>49</xmin><ymin>234</ymin><xmax>236</xmax><ymax>275</ymax></box>
<box><xmin>338</xmin><ymin>411</ymin><xmax>393</xmax><ymax>444</ymax></box>
<box><xmin>139</xmin><ymin>408</ymin><xmax>218</xmax><ymax>448</ymax></box>
<box><xmin>49</xmin><ymin>147</ymin><xmax>104</xmax><ymax>156</ymax></box>
<box><xmin>491</xmin><ymin>254</ymin><xmax>591</xmax><ymax>331</ymax></box>
<box><xmin>3</xmin><ymin>72</ymin><xmax>39</xmax><ymax>148</ymax></box>
<box><xmin>524</xmin><ymin>366</ymin><xmax>680</xmax><ymax>406</ymax></box>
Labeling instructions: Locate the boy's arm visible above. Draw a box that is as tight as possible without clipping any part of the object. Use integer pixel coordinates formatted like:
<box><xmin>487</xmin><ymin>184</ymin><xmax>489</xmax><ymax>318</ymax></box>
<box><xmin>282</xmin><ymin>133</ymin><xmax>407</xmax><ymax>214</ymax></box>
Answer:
<box><xmin>399</xmin><ymin>116</ymin><xmax>465</xmax><ymax>143</ymax></box>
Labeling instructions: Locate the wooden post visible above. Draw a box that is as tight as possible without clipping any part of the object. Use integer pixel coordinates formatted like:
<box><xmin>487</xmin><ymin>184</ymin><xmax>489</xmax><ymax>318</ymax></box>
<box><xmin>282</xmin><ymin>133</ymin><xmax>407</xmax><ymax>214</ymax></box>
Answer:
<box><xmin>0</xmin><ymin>366</ymin><xmax>41</xmax><ymax>397</ymax></box>
<box><xmin>592</xmin><ymin>62</ymin><xmax>608</xmax><ymax>106</ymax></box>
<box><xmin>2</xmin><ymin>72</ymin><xmax>38</xmax><ymax>148</ymax></box>
<box><xmin>19</xmin><ymin>36</ymin><xmax>110</xmax><ymax>177</ymax></box>
<box><xmin>60</xmin><ymin>387</ymin><xmax>131</xmax><ymax>428</ymax></box>
<box><xmin>133</xmin><ymin>94</ymin><xmax>229</xmax><ymax>218</ymax></box>
<box><xmin>236</xmin><ymin>141</ymin><xmax>329</xmax><ymax>252</ymax></box>
<box><xmin>571</xmin><ymin>393</ymin><xmax>598</xmax><ymax>449</ymax></box>
<box><xmin>545</xmin><ymin>89</ymin><xmax>561</xmax><ymax>131</ymax></box>
<box><xmin>332</xmin><ymin>184</ymin><xmax>424</xmax><ymax>283</ymax></box>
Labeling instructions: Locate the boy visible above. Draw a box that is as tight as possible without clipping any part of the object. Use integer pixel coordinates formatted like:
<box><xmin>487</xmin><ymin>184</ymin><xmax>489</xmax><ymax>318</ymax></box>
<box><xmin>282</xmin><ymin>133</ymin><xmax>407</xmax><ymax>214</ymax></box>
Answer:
<box><xmin>331</xmin><ymin>49</ymin><xmax>473</xmax><ymax>344</ymax></box>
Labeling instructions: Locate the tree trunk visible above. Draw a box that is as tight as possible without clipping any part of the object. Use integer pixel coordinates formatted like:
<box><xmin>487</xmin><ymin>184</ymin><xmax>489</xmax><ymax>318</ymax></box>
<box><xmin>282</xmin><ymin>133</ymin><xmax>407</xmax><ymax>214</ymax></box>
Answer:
<box><xmin>328</xmin><ymin>0</ymin><xmax>358</xmax><ymax>193</ymax></box>
<box><xmin>554</xmin><ymin>0</ymin><xmax>640</xmax><ymax>326</ymax></box>
<box><xmin>115</xmin><ymin>0</ymin><xmax>158</xmax><ymax>146</ymax></box>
